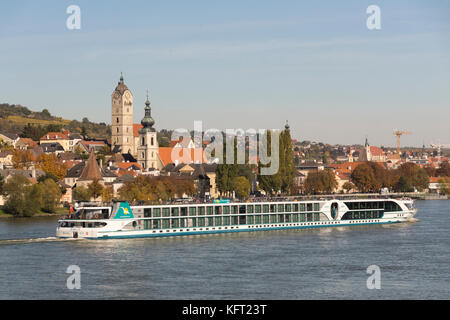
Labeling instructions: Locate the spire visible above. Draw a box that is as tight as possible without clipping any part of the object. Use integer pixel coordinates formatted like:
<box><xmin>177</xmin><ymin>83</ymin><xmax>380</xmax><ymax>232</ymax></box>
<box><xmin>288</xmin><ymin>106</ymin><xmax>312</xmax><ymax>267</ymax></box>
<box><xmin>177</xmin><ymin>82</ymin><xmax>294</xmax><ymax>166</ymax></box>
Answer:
<box><xmin>114</xmin><ymin>72</ymin><xmax>129</xmax><ymax>94</ymax></box>
<box><xmin>365</xmin><ymin>136</ymin><xmax>369</xmax><ymax>147</ymax></box>
<box><xmin>284</xmin><ymin>120</ymin><xmax>290</xmax><ymax>131</ymax></box>
<box><xmin>139</xmin><ymin>91</ymin><xmax>155</xmax><ymax>133</ymax></box>
<box><xmin>145</xmin><ymin>90</ymin><xmax>150</xmax><ymax>107</ymax></box>
<box><xmin>79</xmin><ymin>150</ymin><xmax>103</xmax><ymax>181</ymax></box>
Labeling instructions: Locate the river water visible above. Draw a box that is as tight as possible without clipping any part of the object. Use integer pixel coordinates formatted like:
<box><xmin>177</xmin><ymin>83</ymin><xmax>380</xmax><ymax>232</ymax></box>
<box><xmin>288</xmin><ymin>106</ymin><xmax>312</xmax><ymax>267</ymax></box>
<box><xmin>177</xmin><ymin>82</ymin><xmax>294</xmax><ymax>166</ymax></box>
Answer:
<box><xmin>0</xmin><ymin>200</ymin><xmax>448</xmax><ymax>300</ymax></box>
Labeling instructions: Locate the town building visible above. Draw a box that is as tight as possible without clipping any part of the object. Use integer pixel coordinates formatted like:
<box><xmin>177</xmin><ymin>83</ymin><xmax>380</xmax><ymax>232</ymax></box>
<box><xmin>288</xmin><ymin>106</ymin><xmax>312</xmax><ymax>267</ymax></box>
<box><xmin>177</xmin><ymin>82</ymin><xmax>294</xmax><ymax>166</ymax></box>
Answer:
<box><xmin>111</xmin><ymin>74</ymin><xmax>135</xmax><ymax>155</ymax></box>
<box><xmin>137</xmin><ymin>93</ymin><xmax>161</xmax><ymax>170</ymax></box>
<box><xmin>64</xmin><ymin>151</ymin><xmax>117</xmax><ymax>187</ymax></box>
<box><xmin>0</xmin><ymin>132</ymin><xmax>19</xmax><ymax>147</ymax></box>
<box><xmin>359</xmin><ymin>138</ymin><xmax>386</xmax><ymax>162</ymax></box>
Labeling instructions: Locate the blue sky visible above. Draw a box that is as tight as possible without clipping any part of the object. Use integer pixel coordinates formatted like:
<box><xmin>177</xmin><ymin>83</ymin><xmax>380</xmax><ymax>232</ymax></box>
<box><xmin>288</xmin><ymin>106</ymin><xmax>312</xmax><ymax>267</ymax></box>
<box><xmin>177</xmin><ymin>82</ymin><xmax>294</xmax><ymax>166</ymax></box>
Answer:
<box><xmin>1</xmin><ymin>1</ymin><xmax>449</xmax><ymax>147</ymax></box>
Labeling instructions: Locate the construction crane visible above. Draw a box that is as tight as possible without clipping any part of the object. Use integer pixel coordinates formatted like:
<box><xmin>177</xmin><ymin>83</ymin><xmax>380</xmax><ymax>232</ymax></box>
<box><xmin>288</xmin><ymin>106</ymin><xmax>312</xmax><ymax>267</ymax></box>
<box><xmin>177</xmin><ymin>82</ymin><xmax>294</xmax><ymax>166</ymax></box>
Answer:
<box><xmin>393</xmin><ymin>129</ymin><xmax>412</xmax><ymax>155</ymax></box>
<box><xmin>430</xmin><ymin>140</ymin><xmax>450</xmax><ymax>164</ymax></box>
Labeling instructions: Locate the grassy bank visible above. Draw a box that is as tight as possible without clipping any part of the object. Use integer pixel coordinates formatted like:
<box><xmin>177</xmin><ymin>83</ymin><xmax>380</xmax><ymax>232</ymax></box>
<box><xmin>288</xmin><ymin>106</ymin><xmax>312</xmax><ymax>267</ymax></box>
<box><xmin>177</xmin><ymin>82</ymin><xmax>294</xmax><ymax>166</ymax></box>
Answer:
<box><xmin>0</xmin><ymin>207</ymin><xmax>68</xmax><ymax>218</ymax></box>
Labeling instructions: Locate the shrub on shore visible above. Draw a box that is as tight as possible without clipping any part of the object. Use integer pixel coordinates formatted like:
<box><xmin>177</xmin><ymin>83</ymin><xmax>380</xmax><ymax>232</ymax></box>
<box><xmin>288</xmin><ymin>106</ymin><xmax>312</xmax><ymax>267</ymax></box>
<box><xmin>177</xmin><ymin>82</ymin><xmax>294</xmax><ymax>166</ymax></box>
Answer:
<box><xmin>2</xmin><ymin>176</ymin><xmax>62</xmax><ymax>217</ymax></box>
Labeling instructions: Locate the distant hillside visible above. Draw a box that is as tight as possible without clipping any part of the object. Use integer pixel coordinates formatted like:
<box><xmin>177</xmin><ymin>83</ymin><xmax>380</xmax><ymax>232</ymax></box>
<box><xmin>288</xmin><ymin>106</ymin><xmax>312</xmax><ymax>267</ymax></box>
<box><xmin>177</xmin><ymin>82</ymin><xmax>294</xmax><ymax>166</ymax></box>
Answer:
<box><xmin>0</xmin><ymin>103</ymin><xmax>111</xmax><ymax>140</ymax></box>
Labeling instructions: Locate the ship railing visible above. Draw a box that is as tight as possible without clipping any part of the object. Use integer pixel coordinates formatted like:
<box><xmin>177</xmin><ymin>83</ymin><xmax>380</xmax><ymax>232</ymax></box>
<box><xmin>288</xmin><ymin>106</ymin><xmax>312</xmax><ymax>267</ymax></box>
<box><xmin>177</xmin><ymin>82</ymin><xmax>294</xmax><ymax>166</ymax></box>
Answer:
<box><xmin>67</xmin><ymin>194</ymin><xmax>409</xmax><ymax>212</ymax></box>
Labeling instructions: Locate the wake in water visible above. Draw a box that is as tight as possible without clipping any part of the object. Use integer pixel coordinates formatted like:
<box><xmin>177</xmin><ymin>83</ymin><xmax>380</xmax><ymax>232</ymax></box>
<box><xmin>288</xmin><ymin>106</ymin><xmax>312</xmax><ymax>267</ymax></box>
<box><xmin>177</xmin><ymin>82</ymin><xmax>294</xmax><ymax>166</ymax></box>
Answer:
<box><xmin>0</xmin><ymin>237</ymin><xmax>82</xmax><ymax>246</ymax></box>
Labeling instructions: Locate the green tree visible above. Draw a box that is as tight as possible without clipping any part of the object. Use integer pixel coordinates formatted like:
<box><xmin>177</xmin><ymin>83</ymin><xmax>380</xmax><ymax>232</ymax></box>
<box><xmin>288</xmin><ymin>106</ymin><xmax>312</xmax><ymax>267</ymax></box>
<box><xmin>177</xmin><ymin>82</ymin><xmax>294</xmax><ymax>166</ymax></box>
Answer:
<box><xmin>279</xmin><ymin>128</ymin><xmax>296</xmax><ymax>194</ymax></box>
<box><xmin>216</xmin><ymin>164</ymin><xmax>239</xmax><ymax>196</ymax></box>
<box><xmin>397</xmin><ymin>163</ymin><xmax>429</xmax><ymax>191</ymax></box>
<box><xmin>40</xmin><ymin>109</ymin><xmax>52</xmax><ymax>119</ymax></box>
<box><xmin>232</xmin><ymin>176</ymin><xmax>250</xmax><ymax>199</ymax></box>
<box><xmin>0</xmin><ymin>174</ymin><xmax>4</xmax><ymax>196</ymax></box>
<box><xmin>320</xmin><ymin>168</ymin><xmax>338</xmax><ymax>194</ymax></box>
<box><xmin>87</xmin><ymin>179</ymin><xmax>104</xmax><ymax>200</ymax></box>
<box><xmin>437</xmin><ymin>178</ymin><xmax>450</xmax><ymax>195</ymax></box>
<box><xmin>73</xmin><ymin>186</ymin><xmax>91</xmax><ymax>202</ymax></box>
<box><xmin>101</xmin><ymin>185</ymin><xmax>114</xmax><ymax>202</ymax></box>
<box><xmin>118</xmin><ymin>182</ymin><xmax>141</xmax><ymax>203</ymax></box>
<box><xmin>394</xmin><ymin>176</ymin><xmax>414</xmax><ymax>192</ymax></box>
<box><xmin>37</xmin><ymin>179</ymin><xmax>62</xmax><ymax>213</ymax></box>
<box><xmin>257</xmin><ymin>129</ymin><xmax>291</xmax><ymax>195</ymax></box>
<box><xmin>3</xmin><ymin>175</ymin><xmax>40</xmax><ymax>216</ymax></box>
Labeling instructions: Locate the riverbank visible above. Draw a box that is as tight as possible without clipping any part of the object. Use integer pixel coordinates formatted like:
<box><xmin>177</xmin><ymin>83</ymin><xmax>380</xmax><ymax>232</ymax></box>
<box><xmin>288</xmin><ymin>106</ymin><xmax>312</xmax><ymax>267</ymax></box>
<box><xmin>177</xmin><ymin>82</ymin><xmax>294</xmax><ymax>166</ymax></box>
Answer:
<box><xmin>0</xmin><ymin>207</ymin><xmax>67</xmax><ymax>219</ymax></box>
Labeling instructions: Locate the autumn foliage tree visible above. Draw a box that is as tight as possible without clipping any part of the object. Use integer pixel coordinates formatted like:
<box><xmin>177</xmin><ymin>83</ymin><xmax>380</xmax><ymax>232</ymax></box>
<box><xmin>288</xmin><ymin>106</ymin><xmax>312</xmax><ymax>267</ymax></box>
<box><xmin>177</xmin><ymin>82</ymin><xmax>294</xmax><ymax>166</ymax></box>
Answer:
<box><xmin>12</xmin><ymin>149</ymin><xmax>35</xmax><ymax>169</ymax></box>
<box><xmin>37</xmin><ymin>153</ymin><xmax>67</xmax><ymax>180</ymax></box>
<box><xmin>87</xmin><ymin>178</ymin><xmax>104</xmax><ymax>200</ymax></box>
<box><xmin>304</xmin><ymin>168</ymin><xmax>337</xmax><ymax>195</ymax></box>
<box><xmin>342</xmin><ymin>181</ymin><xmax>355</xmax><ymax>193</ymax></box>
<box><xmin>118</xmin><ymin>176</ymin><xmax>196</xmax><ymax>203</ymax></box>
<box><xmin>436</xmin><ymin>160</ymin><xmax>450</xmax><ymax>177</ymax></box>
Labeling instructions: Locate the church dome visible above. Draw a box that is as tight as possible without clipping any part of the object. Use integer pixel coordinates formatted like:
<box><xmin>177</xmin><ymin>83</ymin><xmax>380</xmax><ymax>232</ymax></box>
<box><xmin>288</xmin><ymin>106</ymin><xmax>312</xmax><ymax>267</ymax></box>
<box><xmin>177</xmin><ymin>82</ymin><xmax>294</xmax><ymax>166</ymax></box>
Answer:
<box><xmin>139</xmin><ymin>95</ymin><xmax>156</xmax><ymax>133</ymax></box>
<box><xmin>114</xmin><ymin>73</ymin><xmax>129</xmax><ymax>95</ymax></box>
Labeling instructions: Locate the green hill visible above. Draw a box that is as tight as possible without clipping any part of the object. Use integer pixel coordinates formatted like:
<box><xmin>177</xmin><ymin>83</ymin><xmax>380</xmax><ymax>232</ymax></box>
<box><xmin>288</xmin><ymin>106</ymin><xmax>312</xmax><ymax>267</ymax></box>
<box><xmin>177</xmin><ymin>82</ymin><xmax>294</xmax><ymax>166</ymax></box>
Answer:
<box><xmin>0</xmin><ymin>103</ymin><xmax>111</xmax><ymax>140</ymax></box>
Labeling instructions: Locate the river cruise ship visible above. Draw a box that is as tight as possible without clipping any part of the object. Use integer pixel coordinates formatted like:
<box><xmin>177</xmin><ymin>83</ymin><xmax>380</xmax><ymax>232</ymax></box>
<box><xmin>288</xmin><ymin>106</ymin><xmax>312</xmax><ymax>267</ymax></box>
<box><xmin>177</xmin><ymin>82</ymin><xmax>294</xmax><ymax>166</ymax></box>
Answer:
<box><xmin>56</xmin><ymin>197</ymin><xmax>418</xmax><ymax>239</ymax></box>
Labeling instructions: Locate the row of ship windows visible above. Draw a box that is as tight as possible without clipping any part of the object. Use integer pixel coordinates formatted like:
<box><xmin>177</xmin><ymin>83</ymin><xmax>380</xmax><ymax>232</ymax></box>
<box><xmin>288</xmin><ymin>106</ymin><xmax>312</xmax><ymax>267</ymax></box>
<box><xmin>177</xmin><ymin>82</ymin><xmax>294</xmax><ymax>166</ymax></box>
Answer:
<box><xmin>59</xmin><ymin>218</ymin><xmax>384</xmax><ymax>230</ymax></box>
<box><xmin>131</xmin><ymin>215</ymin><xmax>383</xmax><ymax>230</ymax></box>
<box><xmin>341</xmin><ymin>211</ymin><xmax>384</xmax><ymax>220</ymax></box>
<box><xmin>141</xmin><ymin>203</ymin><xmax>321</xmax><ymax>218</ymax></box>
<box><xmin>136</xmin><ymin>213</ymin><xmax>327</xmax><ymax>229</ymax></box>
<box><xmin>144</xmin><ymin>219</ymin><xmax>383</xmax><ymax>234</ymax></box>
<box><xmin>344</xmin><ymin>201</ymin><xmax>402</xmax><ymax>211</ymax></box>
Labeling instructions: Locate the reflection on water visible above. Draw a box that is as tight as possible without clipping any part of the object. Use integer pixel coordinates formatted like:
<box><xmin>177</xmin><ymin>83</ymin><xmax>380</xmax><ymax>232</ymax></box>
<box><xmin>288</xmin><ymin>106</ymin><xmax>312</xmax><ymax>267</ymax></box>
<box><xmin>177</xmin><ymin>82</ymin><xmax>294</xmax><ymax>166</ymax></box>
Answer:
<box><xmin>0</xmin><ymin>200</ymin><xmax>448</xmax><ymax>299</ymax></box>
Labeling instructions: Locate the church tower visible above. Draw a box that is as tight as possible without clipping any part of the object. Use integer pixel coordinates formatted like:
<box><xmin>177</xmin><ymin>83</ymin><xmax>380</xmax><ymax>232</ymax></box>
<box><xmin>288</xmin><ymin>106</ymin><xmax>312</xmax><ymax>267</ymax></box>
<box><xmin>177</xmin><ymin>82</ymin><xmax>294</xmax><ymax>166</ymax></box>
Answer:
<box><xmin>137</xmin><ymin>92</ymin><xmax>160</xmax><ymax>170</ymax></box>
<box><xmin>111</xmin><ymin>73</ymin><xmax>134</xmax><ymax>154</ymax></box>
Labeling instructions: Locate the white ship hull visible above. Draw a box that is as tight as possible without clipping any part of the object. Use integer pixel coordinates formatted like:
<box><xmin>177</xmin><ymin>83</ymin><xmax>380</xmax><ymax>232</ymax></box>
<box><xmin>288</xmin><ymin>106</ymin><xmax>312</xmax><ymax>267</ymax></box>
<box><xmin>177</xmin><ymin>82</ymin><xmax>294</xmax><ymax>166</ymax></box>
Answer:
<box><xmin>56</xmin><ymin>199</ymin><xmax>418</xmax><ymax>240</ymax></box>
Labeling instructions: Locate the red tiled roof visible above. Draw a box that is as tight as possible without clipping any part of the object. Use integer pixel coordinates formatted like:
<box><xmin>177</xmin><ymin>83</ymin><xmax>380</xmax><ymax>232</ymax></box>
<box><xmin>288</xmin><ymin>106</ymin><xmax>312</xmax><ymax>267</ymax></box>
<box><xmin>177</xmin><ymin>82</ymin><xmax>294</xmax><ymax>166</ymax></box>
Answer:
<box><xmin>429</xmin><ymin>177</ymin><xmax>450</xmax><ymax>183</ymax></box>
<box><xmin>158</xmin><ymin>147</ymin><xmax>207</xmax><ymax>166</ymax></box>
<box><xmin>133</xmin><ymin>124</ymin><xmax>143</xmax><ymax>137</ymax></box>
<box><xmin>63</xmin><ymin>160</ymin><xmax>82</xmax><ymax>170</ymax></box>
<box><xmin>78</xmin><ymin>140</ymin><xmax>106</xmax><ymax>151</ymax></box>
<box><xmin>40</xmin><ymin>132</ymin><xmax>69</xmax><ymax>140</ymax></box>
<box><xmin>19</xmin><ymin>138</ymin><xmax>39</xmax><ymax>147</ymax></box>
<box><xmin>169</xmin><ymin>137</ymin><xmax>193</xmax><ymax>148</ymax></box>
<box><xmin>430</xmin><ymin>157</ymin><xmax>449</xmax><ymax>163</ymax></box>
<box><xmin>369</xmin><ymin>146</ymin><xmax>385</xmax><ymax>157</ymax></box>
<box><xmin>116</xmin><ymin>162</ymin><xmax>142</xmax><ymax>170</ymax></box>
<box><xmin>329</xmin><ymin>161</ymin><xmax>385</xmax><ymax>171</ymax></box>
